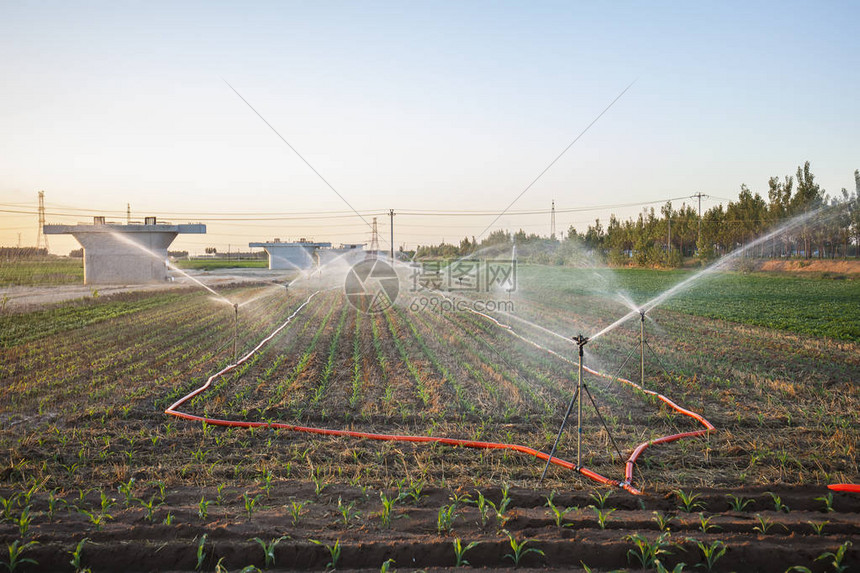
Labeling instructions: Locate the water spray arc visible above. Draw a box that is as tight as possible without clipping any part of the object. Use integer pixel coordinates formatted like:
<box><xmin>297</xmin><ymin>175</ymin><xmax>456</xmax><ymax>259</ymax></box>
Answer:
<box><xmin>233</xmin><ymin>303</ymin><xmax>239</xmax><ymax>363</ymax></box>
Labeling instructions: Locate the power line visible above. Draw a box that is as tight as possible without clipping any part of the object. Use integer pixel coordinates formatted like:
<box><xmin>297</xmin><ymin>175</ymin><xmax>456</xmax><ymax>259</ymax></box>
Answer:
<box><xmin>475</xmin><ymin>79</ymin><xmax>637</xmax><ymax>240</ymax></box>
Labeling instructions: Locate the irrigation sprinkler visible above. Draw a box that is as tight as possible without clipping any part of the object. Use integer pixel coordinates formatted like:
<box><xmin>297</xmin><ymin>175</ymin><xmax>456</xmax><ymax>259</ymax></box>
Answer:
<box><xmin>540</xmin><ymin>333</ymin><xmax>625</xmax><ymax>485</ymax></box>
<box><xmin>539</xmin><ymin>334</ymin><xmax>588</xmax><ymax>482</ymax></box>
<box><xmin>572</xmin><ymin>334</ymin><xmax>588</xmax><ymax>468</ymax></box>
<box><xmin>640</xmin><ymin>310</ymin><xmax>646</xmax><ymax>389</ymax></box>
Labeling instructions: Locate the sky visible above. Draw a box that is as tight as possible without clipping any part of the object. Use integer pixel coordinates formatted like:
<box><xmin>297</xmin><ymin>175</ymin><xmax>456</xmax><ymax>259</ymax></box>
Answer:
<box><xmin>1</xmin><ymin>1</ymin><xmax>858</xmax><ymax>255</ymax></box>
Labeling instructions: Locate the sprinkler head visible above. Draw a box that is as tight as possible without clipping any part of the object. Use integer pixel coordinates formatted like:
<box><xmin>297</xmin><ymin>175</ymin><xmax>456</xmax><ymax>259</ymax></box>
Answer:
<box><xmin>572</xmin><ymin>334</ymin><xmax>589</xmax><ymax>347</ymax></box>
<box><xmin>233</xmin><ymin>303</ymin><xmax>239</xmax><ymax>314</ymax></box>
<box><xmin>639</xmin><ymin>309</ymin><xmax>646</xmax><ymax>321</ymax></box>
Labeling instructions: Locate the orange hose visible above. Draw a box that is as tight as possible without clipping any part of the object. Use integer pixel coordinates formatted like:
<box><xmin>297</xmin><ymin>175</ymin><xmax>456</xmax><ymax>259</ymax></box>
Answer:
<box><xmin>166</xmin><ymin>290</ymin><xmax>713</xmax><ymax>495</ymax></box>
<box><xmin>828</xmin><ymin>484</ymin><xmax>860</xmax><ymax>493</ymax></box>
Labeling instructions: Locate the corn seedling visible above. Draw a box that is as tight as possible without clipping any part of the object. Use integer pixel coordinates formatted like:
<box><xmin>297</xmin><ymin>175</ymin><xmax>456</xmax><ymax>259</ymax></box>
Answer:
<box><xmin>150</xmin><ymin>480</ymin><xmax>167</xmax><ymax>503</ymax></box>
<box><xmin>814</xmin><ymin>492</ymin><xmax>834</xmax><ymax>513</ymax></box>
<box><xmin>1</xmin><ymin>494</ymin><xmax>20</xmax><ymax>522</ymax></box>
<box><xmin>655</xmin><ymin>560</ymin><xmax>686</xmax><ymax>573</ymax></box>
<box><xmin>139</xmin><ymin>496</ymin><xmax>163</xmax><ymax>523</ymax></box>
<box><xmin>503</xmin><ymin>534</ymin><xmax>544</xmax><ymax>567</ymax></box>
<box><xmin>815</xmin><ymin>541</ymin><xmax>852</xmax><ymax>573</ymax></box>
<box><xmin>674</xmin><ymin>490</ymin><xmax>705</xmax><ymax>513</ymax></box>
<box><xmin>589</xmin><ymin>490</ymin><xmax>612</xmax><ymax>510</ymax></box>
<box><xmin>198</xmin><ymin>496</ymin><xmax>212</xmax><ymax>520</ymax></box>
<box><xmin>99</xmin><ymin>491</ymin><xmax>115</xmax><ymax>513</ymax></box>
<box><xmin>807</xmin><ymin>520</ymin><xmax>828</xmax><ymax>535</ymax></box>
<box><xmin>379</xmin><ymin>558</ymin><xmax>395</xmax><ymax>572</ymax></box>
<box><xmin>310</xmin><ymin>539</ymin><xmax>341</xmax><ymax>571</ymax></box>
<box><xmin>692</xmin><ymin>539</ymin><xmax>727</xmax><ymax>572</ymax></box>
<box><xmin>379</xmin><ymin>492</ymin><xmax>395</xmax><ymax>528</ymax></box>
<box><xmin>592</xmin><ymin>507</ymin><xmax>616</xmax><ymax>529</ymax></box>
<box><xmin>437</xmin><ymin>504</ymin><xmax>457</xmax><ymax>534</ymax></box>
<box><xmin>337</xmin><ymin>497</ymin><xmax>360</xmax><ymax>527</ymax></box>
<box><xmin>3</xmin><ymin>540</ymin><xmax>39</xmax><ymax>572</ymax></box>
<box><xmin>68</xmin><ymin>537</ymin><xmax>90</xmax><ymax>573</ymax></box>
<box><xmin>452</xmin><ymin>538</ymin><xmax>480</xmax><ymax>567</ymax></box>
<box><xmin>289</xmin><ymin>500</ymin><xmax>309</xmax><ymax>525</ymax></box>
<box><xmin>16</xmin><ymin>507</ymin><xmax>32</xmax><ymax>537</ymax></box>
<box><xmin>449</xmin><ymin>490</ymin><xmax>473</xmax><ymax>508</ymax></box>
<box><xmin>163</xmin><ymin>511</ymin><xmax>175</xmax><ymax>525</ymax></box>
<box><xmin>697</xmin><ymin>513</ymin><xmax>720</xmax><ymax>533</ymax></box>
<box><xmin>82</xmin><ymin>507</ymin><xmax>112</xmax><ymax>531</ymax></box>
<box><xmin>726</xmin><ymin>493</ymin><xmax>753</xmax><ymax>512</ymax></box>
<box><xmin>753</xmin><ymin>513</ymin><xmax>776</xmax><ymax>534</ymax></box>
<box><xmin>196</xmin><ymin>534</ymin><xmax>208</xmax><ymax>571</ymax></box>
<box><xmin>252</xmin><ymin>536</ymin><xmax>288</xmax><ymax>569</ymax></box>
<box><xmin>766</xmin><ymin>492</ymin><xmax>789</xmax><ymax>513</ymax></box>
<box><xmin>260</xmin><ymin>469</ymin><xmax>274</xmax><ymax>498</ymax></box>
<box><xmin>544</xmin><ymin>494</ymin><xmax>574</xmax><ymax>528</ymax></box>
<box><xmin>404</xmin><ymin>479</ymin><xmax>425</xmax><ymax>504</ymax></box>
<box><xmin>498</xmin><ymin>484</ymin><xmax>512</xmax><ymax>514</ymax></box>
<box><xmin>243</xmin><ymin>493</ymin><xmax>262</xmax><ymax>521</ymax></box>
<box><xmin>626</xmin><ymin>532</ymin><xmax>674</xmax><ymax>569</ymax></box>
<box><xmin>46</xmin><ymin>491</ymin><xmax>65</xmax><ymax>522</ymax></box>
<box><xmin>472</xmin><ymin>492</ymin><xmax>494</xmax><ymax>527</ymax></box>
<box><xmin>117</xmin><ymin>478</ymin><xmax>136</xmax><ymax>507</ymax></box>
<box><xmin>652</xmin><ymin>511</ymin><xmax>676</xmax><ymax>532</ymax></box>
<box><xmin>312</xmin><ymin>471</ymin><xmax>327</xmax><ymax>497</ymax></box>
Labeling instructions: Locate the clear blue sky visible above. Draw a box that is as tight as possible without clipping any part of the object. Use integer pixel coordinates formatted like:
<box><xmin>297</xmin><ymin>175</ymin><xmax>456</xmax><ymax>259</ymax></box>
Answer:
<box><xmin>1</xmin><ymin>1</ymin><xmax>857</xmax><ymax>254</ymax></box>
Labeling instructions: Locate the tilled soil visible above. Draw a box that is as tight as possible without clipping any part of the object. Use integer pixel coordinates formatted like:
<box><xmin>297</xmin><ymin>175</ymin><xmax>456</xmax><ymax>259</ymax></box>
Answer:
<box><xmin>3</xmin><ymin>483</ymin><xmax>857</xmax><ymax>572</ymax></box>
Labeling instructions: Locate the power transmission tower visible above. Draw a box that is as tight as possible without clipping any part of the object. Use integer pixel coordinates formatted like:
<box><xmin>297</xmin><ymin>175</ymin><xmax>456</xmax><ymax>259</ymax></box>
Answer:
<box><xmin>369</xmin><ymin>217</ymin><xmax>379</xmax><ymax>256</ymax></box>
<box><xmin>389</xmin><ymin>209</ymin><xmax>395</xmax><ymax>261</ymax></box>
<box><xmin>36</xmin><ymin>190</ymin><xmax>48</xmax><ymax>251</ymax></box>
<box><xmin>691</xmin><ymin>192</ymin><xmax>708</xmax><ymax>249</ymax></box>
<box><xmin>550</xmin><ymin>200</ymin><xmax>556</xmax><ymax>239</ymax></box>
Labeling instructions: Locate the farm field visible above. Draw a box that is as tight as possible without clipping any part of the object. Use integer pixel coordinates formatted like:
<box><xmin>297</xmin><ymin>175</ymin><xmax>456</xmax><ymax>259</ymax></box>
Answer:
<box><xmin>0</xmin><ymin>257</ymin><xmax>83</xmax><ymax>287</ymax></box>
<box><xmin>0</xmin><ymin>265</ymin><xmax>857</xmax><ymax>571</ymax></box>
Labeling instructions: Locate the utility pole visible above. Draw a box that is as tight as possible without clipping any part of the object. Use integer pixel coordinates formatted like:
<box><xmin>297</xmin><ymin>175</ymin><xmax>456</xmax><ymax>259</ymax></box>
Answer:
<box><xmin>127</xmin><ymin>203</ymin><xmax>131</xmax><ymax>224</ymax></box>
<box><xmin>36</xmin><ymin>190</ymin><xmax>48</xmax><ymax>251</ymax></box>
<box><xmin>389</xmin><ymin>209</ymin><xmax>395</xmax><ymax>261</ymax></box>
<box><xmin>550</xmin><ymin>200</ymin><xmax>556</xmax><ymax>239</ymax></box>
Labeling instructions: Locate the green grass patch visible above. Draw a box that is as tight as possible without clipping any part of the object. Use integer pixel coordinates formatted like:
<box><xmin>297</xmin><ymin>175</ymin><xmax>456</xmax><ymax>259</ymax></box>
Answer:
<box><xmin>519</xmin><ymin>265</ymin><xmax>860</xmax><ymax>341</ymax></box>
<box><xmin>175</xmin><ymin>259</ymin><xmax>267</xmax><ymax>271</ymax></box>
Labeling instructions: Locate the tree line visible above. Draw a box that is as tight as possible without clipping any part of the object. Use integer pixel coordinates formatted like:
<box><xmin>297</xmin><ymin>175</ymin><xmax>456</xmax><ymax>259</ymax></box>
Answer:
<box><xmin>415</xmin><ymin>163</ymin><xmax>860</xmax><ymax>266</ymax></box>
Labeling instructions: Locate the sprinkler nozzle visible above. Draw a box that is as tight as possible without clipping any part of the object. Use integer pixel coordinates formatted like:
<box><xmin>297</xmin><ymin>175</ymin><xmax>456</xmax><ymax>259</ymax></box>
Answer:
<box><xmin>639</xmin><ymin>309</ymin><xmax>645</xmax><ymax>321</ymax></box>
<box><xmin>572</xmin><ymin>334</ymin><xmax>589</xmax><ymax>347</ymax></box>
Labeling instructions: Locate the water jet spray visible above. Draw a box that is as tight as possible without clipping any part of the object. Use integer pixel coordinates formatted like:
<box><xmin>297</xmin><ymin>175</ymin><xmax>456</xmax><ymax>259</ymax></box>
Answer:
<box><xmin>233</xmin><ymin>303</ymin><xmax>239</xmax><ymax>363</ymax></box>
